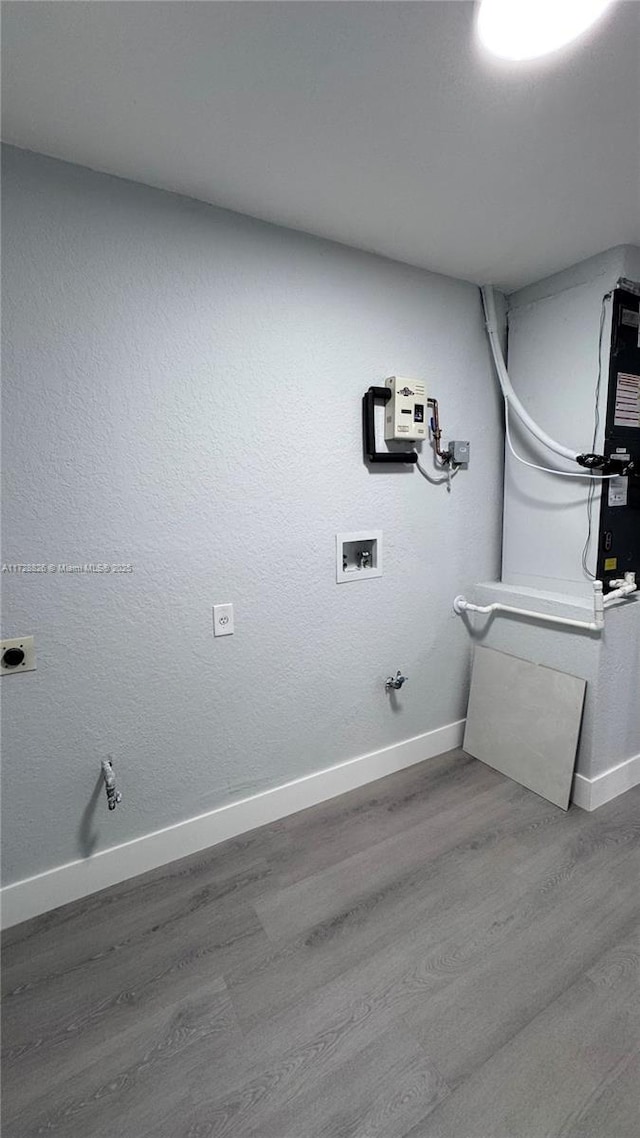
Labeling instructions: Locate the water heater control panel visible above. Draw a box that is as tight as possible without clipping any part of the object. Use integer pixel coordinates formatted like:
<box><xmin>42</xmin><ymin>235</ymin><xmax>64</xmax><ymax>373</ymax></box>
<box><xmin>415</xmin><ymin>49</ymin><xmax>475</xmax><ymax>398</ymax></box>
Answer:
<box><xmin>384</xmin><ymin>376</ymin><xmax>427</xmax><ymax>441</ymax></box>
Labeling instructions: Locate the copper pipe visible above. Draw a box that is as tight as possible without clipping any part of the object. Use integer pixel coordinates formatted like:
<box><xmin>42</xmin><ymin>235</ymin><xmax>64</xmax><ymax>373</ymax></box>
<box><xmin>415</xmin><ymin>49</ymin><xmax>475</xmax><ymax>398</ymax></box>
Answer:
<box><xmin>427</xmin><ymin>398</ymin><xmax>450</xmax><ymax>464</ymax></box>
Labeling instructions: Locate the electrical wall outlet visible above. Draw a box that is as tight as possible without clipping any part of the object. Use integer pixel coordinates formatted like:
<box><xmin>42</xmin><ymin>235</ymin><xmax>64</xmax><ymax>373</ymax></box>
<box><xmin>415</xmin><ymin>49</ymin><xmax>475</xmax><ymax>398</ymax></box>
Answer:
<box><xmin>213</xmin><ymin>604</ymin><xmax>234</xmax><ymax>636</ymax></box>
<box><xmin>1</xmin><ymin>635</ymin><xmax>36</xmax><ymax>674</ymax></box>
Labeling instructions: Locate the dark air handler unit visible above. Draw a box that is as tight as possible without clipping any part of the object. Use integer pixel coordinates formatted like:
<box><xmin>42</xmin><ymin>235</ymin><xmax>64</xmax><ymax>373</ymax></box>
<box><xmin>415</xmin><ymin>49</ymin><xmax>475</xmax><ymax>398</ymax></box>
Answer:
<box><xmin>597</xmin><ymin>286</ymin><xmax>640</xmax><ymax>589</ymax></box>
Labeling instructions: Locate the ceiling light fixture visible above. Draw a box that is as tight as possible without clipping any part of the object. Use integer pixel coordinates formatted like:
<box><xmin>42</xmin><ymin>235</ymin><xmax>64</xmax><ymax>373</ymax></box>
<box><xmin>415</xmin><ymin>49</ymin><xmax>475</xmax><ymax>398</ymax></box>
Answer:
<box><xmin>476</xmin><ymin>0</ymin><xmax>615</xmax><ymax>61</ymax></box>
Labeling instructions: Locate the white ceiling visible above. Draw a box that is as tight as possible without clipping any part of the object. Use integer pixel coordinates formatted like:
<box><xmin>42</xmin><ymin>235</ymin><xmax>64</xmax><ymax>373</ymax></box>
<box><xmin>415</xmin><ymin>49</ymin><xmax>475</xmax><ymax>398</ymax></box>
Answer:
<box><xmin>2</xmin><ymin>1</ymin><xmax>639</xmax><ymax>291</ymax></box>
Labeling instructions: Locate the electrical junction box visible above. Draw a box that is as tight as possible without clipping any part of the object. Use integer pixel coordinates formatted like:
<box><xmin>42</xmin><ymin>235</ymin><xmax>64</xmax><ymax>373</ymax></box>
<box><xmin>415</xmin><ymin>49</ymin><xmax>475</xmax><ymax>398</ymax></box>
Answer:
<box><xmin>449</xmin><ymin>440</ymin><xmax>470</xmax><ymax>466</ymax></box>
<box><xmin>384</xmin><ymin>376</ymin><xmax>427</xmax><ymax>441</ymax></box>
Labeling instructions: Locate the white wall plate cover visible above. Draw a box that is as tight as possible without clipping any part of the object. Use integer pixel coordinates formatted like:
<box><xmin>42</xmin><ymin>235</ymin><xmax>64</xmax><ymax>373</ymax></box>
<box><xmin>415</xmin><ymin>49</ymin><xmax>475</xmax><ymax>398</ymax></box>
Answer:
<box><xmin>336</xmin><ymin>531</ymin><xmax>382</xmax><ymax>583</ymax></box>
<box><xmin>1</xmin><ymin>635</ymin><xmax>36</xmax><ymax>674</ymax></box>
<box><xmin>213</xmin><ymin>603</ymin><xmax>234</xmax><ymax>637</ymax></box>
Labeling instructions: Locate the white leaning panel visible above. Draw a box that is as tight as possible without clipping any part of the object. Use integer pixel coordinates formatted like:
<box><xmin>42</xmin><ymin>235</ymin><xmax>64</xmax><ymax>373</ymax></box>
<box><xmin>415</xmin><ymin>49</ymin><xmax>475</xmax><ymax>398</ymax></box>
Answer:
<box><xmin>463</xmin><ymin>646</ymin><xmax>586</xmax><ymax>810</ymax></box>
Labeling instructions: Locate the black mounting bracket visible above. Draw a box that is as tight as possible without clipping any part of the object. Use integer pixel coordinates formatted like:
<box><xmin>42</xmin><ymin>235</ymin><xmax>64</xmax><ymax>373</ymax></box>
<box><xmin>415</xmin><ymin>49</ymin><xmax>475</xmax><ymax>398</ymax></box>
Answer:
<box><xmin>362</xmin><ymin>386</ymin><xmax>418</xmax><ymax>464</ymax></box>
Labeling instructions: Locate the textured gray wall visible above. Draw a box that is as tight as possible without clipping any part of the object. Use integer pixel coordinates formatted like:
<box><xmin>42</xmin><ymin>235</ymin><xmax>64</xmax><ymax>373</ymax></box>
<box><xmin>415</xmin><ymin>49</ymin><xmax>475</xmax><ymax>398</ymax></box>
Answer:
<box><xmin>1</xmin><ymin>146</ymin><xmax>503</xmax><ymax>885</ymax></box>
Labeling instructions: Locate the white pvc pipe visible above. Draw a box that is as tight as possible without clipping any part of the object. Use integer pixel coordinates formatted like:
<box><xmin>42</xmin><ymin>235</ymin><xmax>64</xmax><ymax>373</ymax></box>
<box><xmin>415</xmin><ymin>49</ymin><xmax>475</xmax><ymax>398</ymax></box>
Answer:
<box><xmin>481</xmin><ymin>284</ymin><xmax>579</xmax><ymax>463</ymax></box>
<box><xmin>602</xmin><ymin>579</ymin><xmax>638</xmax><ymax>607</ymax></box>
<box><xmin>453</xmin><ymin>576</ymin><xmax>637</xmax><ymax>632</ymax></box>
<box><xmin>453</xmin><ymin>580</ymin><xmax>605</xmax><ymax>632</ymax></box>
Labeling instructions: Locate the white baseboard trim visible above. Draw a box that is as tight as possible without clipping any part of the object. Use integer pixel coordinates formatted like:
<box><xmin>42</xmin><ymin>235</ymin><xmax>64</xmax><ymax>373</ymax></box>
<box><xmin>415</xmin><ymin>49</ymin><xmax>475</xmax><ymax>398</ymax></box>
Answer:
<box><xmin>0</xmin><ymin>719</ymin><xmax>465</xmax><ymax>930</ymax></box>
<box><xmin>571</xmin><ymin>751</ymin><xmax>640</xmax><ymax>811</ymax></box>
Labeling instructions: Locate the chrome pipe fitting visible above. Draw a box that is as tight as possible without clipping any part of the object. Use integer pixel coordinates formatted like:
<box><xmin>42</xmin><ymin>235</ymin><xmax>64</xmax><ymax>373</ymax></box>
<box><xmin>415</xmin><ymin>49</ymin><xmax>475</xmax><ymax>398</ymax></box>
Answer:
<box><xmin>385</xmin><ymin>670</ymin><xmax>408</xmax><ymax>691</ymax></box>
<box><xmin>101</xmin><ymin>758</ymin><xmax>123</xmax><ymax>811</ymax></box>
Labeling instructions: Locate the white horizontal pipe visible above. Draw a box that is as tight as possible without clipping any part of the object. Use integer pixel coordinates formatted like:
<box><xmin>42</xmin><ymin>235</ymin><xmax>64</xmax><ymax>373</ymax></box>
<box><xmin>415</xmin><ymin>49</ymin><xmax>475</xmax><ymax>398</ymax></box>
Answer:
<box><xmin>453</xmin><ymin>596</ymin><xmax>603</xmax><ymax>632</ymax></box>
<box><xmin>453</xmin><ymin>580</ymin><xmax>605</xmax><ymax>632</ymax></box>
<box><xmin>454</xmin><ymin>576</ymin><xmax>637</xmax><ymax>632</ymax></box>
<box><xmin>481</xmin><ymin>284</ymin><xmax>580</xmax><ymax>463</ymax></box>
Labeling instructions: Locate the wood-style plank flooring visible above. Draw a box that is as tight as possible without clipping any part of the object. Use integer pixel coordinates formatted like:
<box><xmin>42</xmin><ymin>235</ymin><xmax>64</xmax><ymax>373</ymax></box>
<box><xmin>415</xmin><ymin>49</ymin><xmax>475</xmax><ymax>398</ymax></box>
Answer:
<box><xmin>2</xmin><ymin>749</ymin><xmax>639</xmax><ymax>1137</ymax></box>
